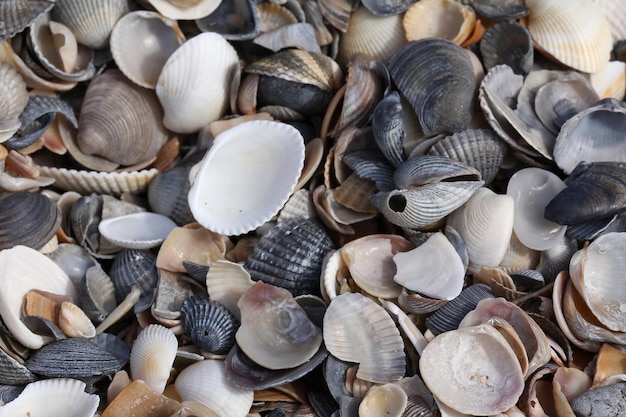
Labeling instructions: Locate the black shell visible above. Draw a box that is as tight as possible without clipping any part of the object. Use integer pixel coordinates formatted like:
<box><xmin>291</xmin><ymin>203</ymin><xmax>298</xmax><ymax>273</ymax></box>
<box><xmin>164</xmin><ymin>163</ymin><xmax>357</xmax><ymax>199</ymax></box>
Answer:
<box><xmin>180</xmin><ymin>295</ymin><xmax>239</xmax><ymax>355</ymax></box>
<box><xmin>243</xmin><ymin>218</ymin><xmax>335</xmax><ymax>297</ymax></box>
<box><xmin>109</xmin><ymin>248</ymin><xmax>158</xmax><ymax>312</ymax></box>
<box><xmin>425</xmin><ymin>284</ymin><xmax>494</xmax><ymax>335</ymax></box>
<box><xmin>372</xmin><ymin>91</ymin><xmax>406</xmax><ymax>168</ymax></box>
<box><xmin>479</xmin><ymin>21</ymin><xmax>533</xmax><ymax>75</ymax></box>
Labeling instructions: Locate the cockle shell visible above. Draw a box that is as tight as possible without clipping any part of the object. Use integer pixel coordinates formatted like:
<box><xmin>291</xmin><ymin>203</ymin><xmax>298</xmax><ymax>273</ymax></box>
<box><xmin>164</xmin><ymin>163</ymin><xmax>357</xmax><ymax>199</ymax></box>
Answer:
<box><xmin>188</xmin><ymin>120</ymin><xmax>305</xmax><ymax>236</ymax></box>
<box><xmin>402</xmin><ymin>0</ymin><xmax>476</xmax><ymax>45</ymax></box>
<box><xmin>180</xmin><ymin>295</ymin><xmax>239</xmax><ymax>355</ymax></box>
<box><xmin>147</xmin><ymin>0</ymin><xmax>222</xmax><ymax>20</ymax></box>
<box><xmin>130</xmin><ymin>324</ymin><xmax>178</xmax><ymax>394</ymax></box>
<box><xmin>0</xmin><ymin>62</ymin><xmax>29</xmax><ymax>143</ymax></box>
<box><xmin>479</xmin><ymin>21</ymin><xmax>533</xmax><ymax>75</ymax></box>
<box><xmin>358</xmin><ymin>383</ymin><xmax>408</xmax><ymax>417</ymax></box>
<box><xmin>58</xmin><ymin>301</ymin><xmax>96</xmax><ymax>339</ymax></box>
<box><xmin>156</xmin><ymin>32</ymin><xmax>239</xmax><ymax>134</ymax></box>
<box><xmin>0</xmin><ymin>0</ymin><xmax>55</xmax><ymax>42</ymax></box>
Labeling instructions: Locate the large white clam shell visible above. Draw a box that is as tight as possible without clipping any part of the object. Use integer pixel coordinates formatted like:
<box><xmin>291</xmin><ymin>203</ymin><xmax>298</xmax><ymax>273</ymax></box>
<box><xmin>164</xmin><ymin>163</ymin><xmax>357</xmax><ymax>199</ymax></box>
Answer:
<box><xmin>156</xmin><ymin>32</ymin><xmax>239</xmax><ymax>133</ymax></box>
<box><xmin>98</xmin><ymin>212</ymin><xmax>177</xmax><ymax>249</ymax></box>
<box><xmin>0</xmin><ymin>378</ymin><xmax>99</xmax><ymax>417</ymax></box>
<box><xmin>0</xmin><ymin>245</ymin><xmax>78</xmax><ymax>349</ymax></box>
<box><xmin>569</xmin><ymin>232</ymin><xmax>626</xmax><ymax>332</ymax></box>
<box><xmin>188</xmin><ymin>120</ymin><xmax>305</xmax><ymax>236</ymax></box>
<box><xmin>130</xmin><ymin>324</ymin><xmax>178</xmax><ymax>394</ymax></box>
<box><xmin>174</xmin><ymin>359</ymin><xmax>254</xmax><ymax>417</ymax></box>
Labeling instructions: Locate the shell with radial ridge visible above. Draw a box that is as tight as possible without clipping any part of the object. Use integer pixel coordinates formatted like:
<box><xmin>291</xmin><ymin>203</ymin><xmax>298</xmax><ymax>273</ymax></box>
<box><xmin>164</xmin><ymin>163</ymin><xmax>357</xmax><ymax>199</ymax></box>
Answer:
<box><xmin>130</xmin><ymin>324</ymin><xmax>178</xmax><ymax>394</ymax></box>
<box><xmin>180</xmin><ymin>295</ymin><xmax>239</xmax><ymax>355</ymax></box>
<box><xmin>0</xmin><ymin>63</ymin><xmax>29</xmax><ymax>142</ymax></box>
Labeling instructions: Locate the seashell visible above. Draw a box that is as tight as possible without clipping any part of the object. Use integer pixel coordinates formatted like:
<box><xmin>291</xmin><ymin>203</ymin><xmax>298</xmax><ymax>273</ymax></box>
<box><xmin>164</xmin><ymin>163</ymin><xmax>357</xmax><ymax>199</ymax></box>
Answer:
<box><xmin>151</xmin><ymin>269</ymin><xmax>193</xmax><ymax>327</ymax></box>
<box><xmin>0</xmin><ymin>378</ymin><xmax>99</xmax><ymax>417</ymax></box>
<box><xmin>188</xmin><ymin>120</ymin><xmax>304</xmax><ymax>236</ymax></box>
<box><xmin>587</xmin><ymin>60</ymin><xmax>626</xmax><ymax>100</ymax></box>
<box><xmin>146</xmin><ymin>0</ymin><xmax>222</xmax><ymax>20</ymax></box>
<box><xmin>343</xmin><ymin>149</ymin><xmax>396</xmax><ymax>192</ymax></box>
<box><xmin>393</xmin><ymin>155</ymin><xmax>482</xmax><ymax>189</ymax></box>
<box><xmin>554</xmin><ymin>99</ymin><xmax>626</xmax><ymax>175</ymax></box>
<box><xmin>569</xmin><ymin>232</ymin><xmax>626</xmax><ymax>332</ymax></box>
<box><xmin>425</xmin><ymin>283</ymin><xmax>494</xmax><ymax>335</ymax></box>
<box><xmin>302</xmin><ymin>0</ymin><xmax>332</xmax><ymax>46</ymax></box>
<box><xmin>205</xmin><ymin>260</ymin><xmax>254</xmax><ymax>321</ymax></box>
<box><xmin>402</xmin><ymin>0</ymin><xmax>476</xmax><ymax>45</ymax></box>
<box><xmin>393</xmin><ymin>232</ymin><xmax>465</xmax><ymax>300</ymax></box>
<box><xmin>506</xmin><ymin>167</ymin><xmax>567</xmax><ymax>251</ymax></box>
<box><xmin>253</xmin><ymin>22</ymin><xmax>319</xmax><ymax>53</ymax></box>
<box><xmin>447</xmin><ymin>187</ymin><xmax>514</xmax><ymax>274</ymax></box>
<box><xmin>197</xmin><ymin>0</ymin><xmax>259</xmax><ymax>41</ymax></box>
<box><xmin>109</xmin><ymin>248</ymin><xmax>158</xmax><ymax>313</ymax></box>
<box><xmin>51</xmin><ymin>0</ymin><xmax>131</xmax><ymax>49</ymax></box>
<box><xmin>372</xmin><ymin>91</ymin><xmax>407</xmax><ymax>168</ymax></box>
<box><xmin>361</xmin><ymin>0</ymin><xmax>415</xmax><ymax>16</ymax></box>
<box><xmin>479</xmin><ymin>21</ymin><xmax>533</xmax><ymax>75</ymax></box>
<box><xmin>58</xmin><ymin>301</ymin><xmax>96</xmax><ymax>339</ymax></box>
<box><xmin>98</xmin><ymin>212</ymin><xmax>177</xmax><ymax>250</ymax></box>
<box><xmin>79</xmin><ymin>264</ymin><xmax>116</xmax><ymax>324</ymax></box>
<box><xmin>316</xmin><ymin>0</ymin><xmax>351</xmax><ymax>32</ymax></box>
<box><xmin>469</xmin><ymin>0</ymin><xmax>528</xmax><ymax>20</ymax></box>
<box><xmin>25</xmin><ymin>337</ymin><xmax>122</xmax><ymax>377</ymax></box>
<box><xmin>0</xmin><ymin>0</ymin><xmax>54</xmax><ymax>42</ymax></box>
<box><xmin>256</xmin><ymin>2</ymin><xmax>298</xmax><ymax>32</ymax></box>
<box><xmin>359</xmin><ymin>383</ymin><xmax>407</xmax><ymax>417</ymax></box>
<box><xmin>130</xmin><ymin>324</ymin><xmax>178</xmax><ymax>394</ymax></box>
<box><xmin>48</xmin><ymin>242</ymin><xmax>97</xmax><ymax>287</ymax></box>
<box><xmin>244</xmin><ymin>217</ymin><xmax>335</xmax><ymax>296</ymax></box>
<box><xmin>0</xmin><ymin>345</ymin><xmax>36</xmax><ymax>386</ymax></box>
<box><xmin>545</xmin><ymin>162</ymin><xmax>626</xmax><ymax>225</ymax></box>
<box><xmin>323</xmin><ymin>292</ymin><xmax>406</xmax><ymax>383</ymax></box>
<box><xmin>0</xmin><ymin>245</ymin><xmax>78</xmax><ymax>349</ymax></box>
<box><xmin>0</xmin><ymin>191</ymin><xmax>61</xmax><ymax>251</ymax></box>
<box><xmin>525</xmin><ymin>0</ymin><xmax>612</xmax><ymax>73</ymax></box>
<box><xmin>256</xmin><ymin>75</ymin><xmax>332</xmax><ymax>117</ymax></box>
<box><xmin>371</xmin><ymin>181</ymin><xmax>483</xmax><ymax>229</ymax></box>
<box><xmin>180</xmin><ymin>295</ymin><xmax>239</xmax><ymax>355</ymax></box>
<box><xmin>388</xmin><ymin>38</ymin><xmax>475</xmax><ymax>136</ymax></box>
<box><xmin>77</xmin><ymin>70</ymin><xmax>168</xmax><ymax>167</ymax></box>
<box><xmin>175</xmin><ymin>359</ymin><xmax>254</xmax><ymax>417</ymax></box>
<box><xmin>110</xmin><ymin>10</ymin><xmax>185</xmax><ymax>89</ymax></box>
<box><xmin>420</xmin><ymin>324</ymin><xmax>524</xmax><ymax>415</ymax></box>
<box><xmin>0</xmin><ymin>62</ymin><xmax>29</xmax><ymax>143</ymax></box>
<box><xmin>333</xmin><ymin>173</ymin><xmax>378</xmax><ymax>214</ymax></box>
<box><xmin>156</xmin><ymin>32</ymin><xmax>239</xmax><ymax>134</ymax></box>
<box><xmin>102</xmin><ymin>379</ymin><xmax>180</xmax><ymax>417</ymax></box>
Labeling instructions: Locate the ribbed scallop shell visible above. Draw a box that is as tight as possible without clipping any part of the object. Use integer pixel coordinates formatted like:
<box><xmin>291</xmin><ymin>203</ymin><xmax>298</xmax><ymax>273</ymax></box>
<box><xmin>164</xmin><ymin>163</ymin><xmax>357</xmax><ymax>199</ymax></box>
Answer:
<box><xmin>0</xmin><ymin>378</ymin><xmax>99</xmax><ymax>417</ymax></box>
<box><xmin>205</xmin><ymin>260</ymin><xmax>254</xmax><ymax>320</ymax></box>
<box><xmin>427</xmin><ymin>129</ymin><xmax>506</xmax><ymax>185</ymax></box>
<box><xmin>109</xmin><ymin>248</ymin><xmax>158</xmax><ymax>312</ymax></box>
<box><xmin>525</xmin><ymin>0</ymin><xmax>612</xmax><ymax>73</ymax></box>
<box><xmin>0</xmin><ymin>62</ymin><xmax>29</xmax><ymax>142</ymax></box>
<box><xmin>79</xmin><ymin>264</ymin><xmax>116</xmax><ymax>324</ymax></box>
<box><xmin>77</xmin><ymin>70</ymin><xmax>168</xmax><ymax>167</ymax></box>
<box><xmin>180</xmin><ymin>296</ymin><xmax>239</xmax><ymax>355</ymax></box>
<box><xmin>110</xmin><ymin>10</ymin><xmax>185</xmax><ymax>89</ymax></box>
<box><xmin>51</xmin><ymin>0</ymin><xmax>131</xmax><ymax>49</ymax></box>
<box><xmin>37</xmin><ymin>166</ymin><xmax>159</xmax><ymax>195</ymax></box>
<box><xmin>156</xmin><ymin>32</ymin><xmax>239</xmax><ymax>133</ymax></box>
<box><xmin>0</xmin><ymin>0</ymin><xmax>54</xmax><ymax>41</ymax></box>
<box><xmin>0</xmin><ymin>191</ymin><xmax>60</xmax><ymax>251</ymax></box>
<box><xmin>58</xmin><ymin>301</ymin><xmax>96</xmax><ymax>339</ymax></box>
<box><xmin>402</xmin><ymin>0</ymin><xmax>476</xmax><ymax>45</ymax></box>
<box><xmin>146</xmin><ymin>0</ymin><xmax>222</xmax><ymax>20</ymax></box>
<box><xmin>243</xmin><ymin>217</ymin><xmax>335</xmax><ymax>296</ymax></box>
<box><xmin>323</xmin><ymin>292</ymin><xmax>406</xmax><ymax>383</ymax></box>
<box><xmin>130</xmin><ymin>324</ymin><xmax>178</xmax><ymax>394</ymax></box>
<box><xmin>393</xmin><ymin>155</ymin><xmax>482</xmax><ymax>189</ymax></box>
<box><xmin>0</xmin><ymin>346</ymin><xmax>36</xmax><ymax>385</ymax></box>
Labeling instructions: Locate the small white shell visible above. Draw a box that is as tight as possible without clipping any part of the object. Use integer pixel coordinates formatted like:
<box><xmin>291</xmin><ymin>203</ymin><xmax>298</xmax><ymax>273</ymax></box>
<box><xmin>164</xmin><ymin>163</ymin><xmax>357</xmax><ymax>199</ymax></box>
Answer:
<box><xmin>130</xmin><ymin>324</ymin><xmax>178</xmax><ymax>394</ymax></box>
<box><xmin>205</xmin><ymin>259</ymin><xmax>254</xmax><ymax>320</ymax></box>
<box><xmin>0</xmin><ymin>378</ymin><xmax>99</xmax><ymax>417</ymax></box>
<box><xmin>58</xmin><ymin>301</ymin><xmax>96</xmax><ymax>339</ymax></box>
<box><xmin>156</xmin><ymin>32</ymin><xmax>239</xmax><ymax>133</ymax></box>
<box><xmin>146</xmin><ymin>0</ymin><xmax>222</xmax><ymax>20</ymax></box>
<box><xmin>0</xmin><ymin>62</ymin><xmax>29</xmax><ymax>143</ymax></box>
<box><xmin>98</xmin><ymin>212</ymin><xmax>177</xmax><ymax>249</ymax></box>
<box><xmin>359</xmin><ymin>383</ymin><xmax>408</xmax><ymax>417</ymax></box>
<box><xmin>174</xmin><ymin>359</ymin><xmax>254</xmax><ymax>417</ymax></box>
<box><xmin>188</xmin><ymin>120</ymin><xmax>305</xmax><ymax>236</ymax></box>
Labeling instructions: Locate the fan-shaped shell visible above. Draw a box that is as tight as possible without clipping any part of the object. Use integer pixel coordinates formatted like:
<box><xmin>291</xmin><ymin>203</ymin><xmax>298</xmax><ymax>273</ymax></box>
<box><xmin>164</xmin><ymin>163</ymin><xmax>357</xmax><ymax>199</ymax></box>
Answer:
<box><xmin>180</xmin><ymin>295</ymin><xmax>239</xmax><ymax>355</ymax></box>
<box><xmin>37</xmin><ymin>166</ymin><xmax>159</xmax><ymax>195</ymax></box>
<box><xmin>51</xmin><ymin>0</ymin><xmax>131</xmax><ymax>49</ymax></box>
<box><xmin>110</xmin><ymin>10</ymin><xmax>185</xmax><ymax>89</ymax></box>
<box><xmin>77</xmin><ymin>70</ymin><xmax>168</xmax><ymax>167</ymax></box>
<box><xmin>0</xmin><ymin>0</ymin><xmax>54</xmax><ymax>42</ymax></box>
<box><xmin>0</xmin><ymin>63</ymin><xmax>29</xmax><ymax>143</ymax></box>
<box><xmin>403</xmin><ymin>0</ymin><xmax>476</xmax><ymax>45</ymax></box>
<box><xmin>323</xmin><ymin>292</ymin><xmax>406</xmax><ymax>383</ymax></box>
<box><xmin>156</xmin><ymin>32</ymin><xmax>239</xmax><ymax>134</ymax></box>
<box><xmin>188</xmin><ymin>120</ymin><xmax>305</xmax><ymax>236</ymax></box>
<box><xmin>130</xmin><ymin>324</ymin><xmax>178</xmax><ymax>394</ymax></box>
<box><xmin>479</xmin><ymin>21</ymin><xmax>533</xmax><ymax>75</ymax></box>
<box><xmin>109</xmin><ymin>248</ymin><xmax>158</xmax><ymax>312</ymax></box>
<box><xmin>146</xmin><ymin>0</ymin><xmax>222</xmax><ymax>20</ymax></box>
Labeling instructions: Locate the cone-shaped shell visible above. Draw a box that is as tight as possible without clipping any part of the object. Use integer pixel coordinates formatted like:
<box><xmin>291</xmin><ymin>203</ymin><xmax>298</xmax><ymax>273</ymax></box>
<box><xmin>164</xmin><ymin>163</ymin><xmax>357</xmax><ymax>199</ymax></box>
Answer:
<box><xmin>77</xmin><ymin>70</ymin><xmax>168</xmax><ymax>167</ymax></box>
<box><xmin>0</xmin><ymin>378</ymin><xmax>99</xmax><ymax>417</ymax></box>
<box><xmin>323</xmin><ymin>292</ymin><xmax>406</xmax><ymax>383</ymax></box>
<box><xmin>130</xmin><ymin>324</ymin><xmax>178</xmax><ymax>394</ymax></box>
<box><xmin>525</xmin><ymin>0</ymin><xmax>612</xmax><ymax>73</ymax></box>
<box><xmin>156</xmin><ymin>32</ymin><xmax>239</xmax><ymax>133</ymax></box>
<box><xmin>188</xmin><ymin>120</ymin><xmax>305</xmax><ymax>236</ymax></box>
<box><xmin>180</xmin><ymin>295</ymin><xmax>239</xmax><ymax>355</ymax></box>
<box><xmin>51</xmin><ymin>0</ymin><xmax>131</xmax><ymax>49</ymax></box>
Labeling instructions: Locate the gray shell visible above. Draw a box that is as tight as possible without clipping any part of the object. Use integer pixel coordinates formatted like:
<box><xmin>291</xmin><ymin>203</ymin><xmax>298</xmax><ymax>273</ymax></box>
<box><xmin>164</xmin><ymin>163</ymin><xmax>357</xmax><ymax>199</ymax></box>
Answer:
<box><xmin>479</xmin><ymin>21</ymin><xmax>533</xmax><ymax>75</ymax></box>
<box><xmin>109</xmin><ymin>248</ymin><xmax>158</xmax><ymax>312</ymax></box>
<box><xmin>343</xmin><ymin>149</ymin><xmax>396</xmax><ymax>192</ymax></box>
<box><xmin>0</xmin><ymin>0</ymin><xmax>54</xmax><ymax>41</ymax></box>
<box><xmin>372</xmin><ymin>91</ymin><xmax>406</xmax><ymax>168</ymax></box>
<box><xmin>425</xmin><ymin>284</ymin><xmax>494</xmax><ymax>335</ymax></box>
<box><xmin>180</xmin><ymin>295</ymin><xmax>239</xmax><ymax>355</ymax></box>
<box><xmin>0</xmin><ymin>347</ymin><xmax>36</xmax><ymax>385</ymax></box>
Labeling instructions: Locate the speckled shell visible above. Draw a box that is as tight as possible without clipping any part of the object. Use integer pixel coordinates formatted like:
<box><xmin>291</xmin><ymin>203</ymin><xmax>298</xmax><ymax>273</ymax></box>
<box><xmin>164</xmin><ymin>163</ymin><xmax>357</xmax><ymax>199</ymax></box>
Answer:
<box><xmin>180</xmin><ymin>295</ymin><xmax>239</xmax><ymax>355</ymax></box>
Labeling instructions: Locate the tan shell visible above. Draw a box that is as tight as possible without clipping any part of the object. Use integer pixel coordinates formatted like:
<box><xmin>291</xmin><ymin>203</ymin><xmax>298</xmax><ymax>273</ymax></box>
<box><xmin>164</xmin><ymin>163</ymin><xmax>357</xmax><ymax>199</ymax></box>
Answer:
<box><xmin>205</xmin><ymin>259</ymin><xmax>254</xmax><ymax>321</ymax></box>
<box><xmin>130</xmin><ymin>324</ymin><xmax>178</xmax><ymax>394</ymax></box>
<box><xmin>359</xmin><ymin>383</ymin><xmax>408</xmax><ymax>417</ymax></box>
<box><xmin>101</xmin><ymin>380</ymin><xmax>180</xmax><ymax>417</ymax></box>
<box><xmin>403</xmin><ymin>0</ymin><xmax>476</xmax><ymax>45</ymax></box>
<box><xmin>58</xmin><ymin>301</ymin><xmax>96</xmax><ymax>338</ymax></box>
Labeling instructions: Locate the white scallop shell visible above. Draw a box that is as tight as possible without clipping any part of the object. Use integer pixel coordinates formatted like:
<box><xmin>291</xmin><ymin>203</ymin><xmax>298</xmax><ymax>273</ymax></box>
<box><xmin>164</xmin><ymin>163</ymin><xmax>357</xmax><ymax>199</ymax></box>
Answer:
<box><xmin>98</xmin><ymin>212</ymin><xmax>177</xmax><ymax>249</ymax></box>
<box><xmin>110</xmin><ymin>10</ymin><xmax>185</xmax><ymax>89</ymax></box>
<box><xmin>506</xmin><ymin>167</ymin><xmax>567</xmax><ymax>251</ymax></box>
<box><xmin>130</xmin><ymin>324</ymin><xmax>178</xmax><ymax>394</ymax></box>
<box><xmin>446</xmin><ymin>187</ymin><xmax>514</xmax><ymax>274</ymax></box>
<box><xmin>205</xmin><ymin>259</ymin><xmax>254</xmax><ymax>321</ymax></box>
<box><xmin>188</xmin><ymin>120</ymin><xmax>305</xmax><ymax>236</ymax></box>
<box><xmin>174</xmin><ymin>359</ymin><xmax>254</xmax><ymax>417</ymax></box>
<box><xmin>0</xmin><ymin>62</ymin><xmax>29</xmax><ymax>143</ymax></box>
<box><xmin>58</xmin><ymin>301</ymin><xmax>96</xmax><ymax>339</ymax></box>
<box><xmin>0</xmin><ymin>246</ymin><xmax>78</xmax><ymax>349</ymax></box>
<box><xmin>0</xmin><ymin>378</ymin><xmax>99</xmax><ymax>417</ymax></box>
<box><xmin>146</xmin><ymin>0</ymin><xmax>222</xmax><ymax>20</ymax></box>
<box><xmin>156</xmin><ymin>32</ymin><xmax>239</xmax><ymax>133</ymax></box>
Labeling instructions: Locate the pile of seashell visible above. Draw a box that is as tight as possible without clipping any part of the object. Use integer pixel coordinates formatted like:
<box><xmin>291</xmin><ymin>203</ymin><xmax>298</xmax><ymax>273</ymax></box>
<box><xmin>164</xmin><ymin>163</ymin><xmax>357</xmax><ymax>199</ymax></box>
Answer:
<box><xmin>1</xmin><ymin>0</ymin><xmax>626</xmax><ymax>415</ymax></box>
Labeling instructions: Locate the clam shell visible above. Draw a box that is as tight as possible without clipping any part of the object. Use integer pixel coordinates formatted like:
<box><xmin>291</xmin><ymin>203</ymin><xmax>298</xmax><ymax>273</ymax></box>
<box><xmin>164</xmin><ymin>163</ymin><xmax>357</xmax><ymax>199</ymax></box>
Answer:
<box><xmin>525</xmin><ymin>0</ymin><xmax>612</xmax><ymax>73</ymax></box>
<box><xmin>156</xmin><ymin>32</ymin><xmax>239</xmax><ymax>133</ymax></box>
<box><xmin>98</xmin><ymin>212</ymin><xmax>177</xmax><ymax>250</ymax></box>
<box><xmin>372</xmin><ymin>91</ymin><xmax>407</xmax><ymax>168</ymax></box>
<box><xmin>189</xmin><ymin>120</ymin><xmax>305</xmax><ymax>236</ymax></box>
<box><xmin>343</xmin><ymin>149</ymin><xmax>396</xmax><ymax>192</ymax></box>
<box><xmin>362</xmin><ymin>0</ymin><xmax>415</xmax><ymax>16</ymax></box>
<box><xmin>78</xmin><ymin>264</ymin><xmax>116</xmax><ymax>324</ymax></box>
<box><xmin>205</xmin><ymin>260</ymin><xmax>255</xmax><ymax>321</ymax></box>
<box><xmin>110</xmin><ymin>10</ymin><xmax>185</xmax><ymax>89</ymax></box>
<box><xmin>479</xmin><ymin>21</ymin><xmax>533</xmax><ymax>75</ymax></box>
<box><xmin>58</xmin><ymin>301</ymin><xmax>96</xmax><ymax>339</ymax></box>
<box><xmin>253</xmin><ymin>22</ymin><xmax>319</xmax><ymax>53</ymax></box>
<box><xmin>0</xmin><ymin>346</ymin><xmax>36</xmax><ymax>385</ymax></box>
<box><xmin>130</xmin><ymin>324</ymin><xmax>178</xmax><ymax>394</ymax></box>
<box><xmin>403</xmin><ymin>0</ymin><xmax>476</xmax><ymax>45</ymax></box>
<box><xmin>0</xmin><ymin>62</ymin><xmax>29</xmax><ymax>143</ymax></box>
<box><xmin>77</xmin><ymin>70</ymin><xmax>168</xmax><ymax>167</ymax></box>
<box><xmin>146</xmin><ymin>0</ymin><xmax>222</xmax><ymax>20</ymax></box>
<box><xmin>48</xmin><ymin>243</ymin><xmax>97</xmax><ymax>287</ymax></box>
<box><xmin>109</xmin><ymin>248</ymin><xmax>158</xmax><ymax>313</ymax></box>
<box><xmin>388</xmin><ymin>38</ymin><xmax>475</xmax><ymax>136</ymax></box>
<box><xmin>0</xmin><ymin>378</ymin><xmax>99</xmax><ymax>417</ymax></box>
<box><xmin>180</xmin><ymin>295</ymin><xmax>239</xmax><ymax>355</ymax></box>
<box><xmin>101</xmin><ymin>380</ymin><xmax>180</xmax><ymax>417</ymax></box>
<box><xmin>175</xmin><ymin>359</ymin><xmax>254</xmax><ymax>417</ymax></box>
<box><xmin>359</xmin><ymin>383</ymin><xmax>407</xmax><ymax>417</ymax></box>
<box><xmin>323</xmin><ymin>292</ymin><xmax>406</xmax><ymax>383</ymax></box>
<box><xmin>393</xmin><ymin>155</ymin><xmax>482</xmax><ymax>188</ymax></box>
<box><xmin>425</xmin><ymin>283</ymin><xmax>494</xmax><ymax>335</ymax></box>
<box><xmin>0</xmin><ymin>0</ymin><xmax>54</xmax><ymax>42</ymax></box>
<box><xmin>51</xmin><ymin>0</ymin><xmax>131</xmax><ymax>49</ymax></box>
<box><xmin>197</xmin><ymin>0</ymin><xmax>259</xmax><ymax>41</ymax></box>
<box><xmin>0</xmin><ymin>191</ymin><xmax>60</xmax><ymax>251</ymax></box>
<box><xmin>37</xmin><ymin>166</ymin><xmax>159</xmax><ymax>195</ymax></box>
<box><xmin>244</xmin><ymin>217</ymin><xmax>335</xmax><ymax>296</ymax></box>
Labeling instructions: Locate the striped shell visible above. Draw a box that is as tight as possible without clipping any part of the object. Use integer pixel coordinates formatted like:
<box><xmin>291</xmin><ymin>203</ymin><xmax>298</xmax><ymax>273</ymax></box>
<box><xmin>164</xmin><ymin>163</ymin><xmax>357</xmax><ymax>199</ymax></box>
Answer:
<box><xmin>0</xmin><ymin>191</ymin><xmax>60</xmax><ymax>251</ymax></box>
<box><xmin>130</xmin><ymin>324</ymin><xmax>178</xmax><ymax>394</ymax></box>
<box><xmin>180</xmin><ymin>295</ymin><xmax>239</xmax><ymax>355</ymax></box>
